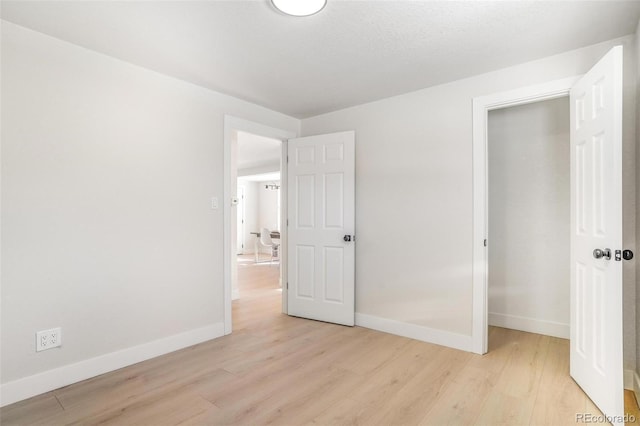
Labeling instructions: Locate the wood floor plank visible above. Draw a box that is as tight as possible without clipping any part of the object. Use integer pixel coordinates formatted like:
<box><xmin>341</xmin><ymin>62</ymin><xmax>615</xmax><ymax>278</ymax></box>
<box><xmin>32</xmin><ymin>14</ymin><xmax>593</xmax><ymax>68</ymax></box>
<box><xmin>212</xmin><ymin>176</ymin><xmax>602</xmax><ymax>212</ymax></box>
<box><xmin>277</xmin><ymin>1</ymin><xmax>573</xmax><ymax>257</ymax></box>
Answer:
<box><xmin>625</xmin><ymin>390</ymin><xmax>640</xmax><ymax>425</ymax></box>
<box><xmin>212</xmin><ymin>366</ymin><xmax>353</xmax><ymax>425</ymax></box>
<box><xmin>208</xmin><ymin>327</ymin><xmax>373</xmax><ymax>411</ymax></box>
<box><xmin>529</xmin><ymin>337</ymin><xmax>588</xmax><ymax>425</ymax></box>
<box><xmin>257</xmin><ymin>368</ymin><xmax>364</xmax><ymax>425</ymax></box>
<box><xmin>175</xmin><ymin>404</ymin><xmax>225</xmax><ymax>426</ymax></box>
<box><xmin>473</xmin><ymin>390</ymin><xmax>537</xmax><ymax>426</ymax></box>
<box><xmin>495</xmin><ymin>330</ymin><xmax>550</xmax><ymax>400</ymax></box>
<box><xmin>304</xmin><ymin>396</ymin><xmax>365</xmax><ymax>426</ymax></box>
<box><xmin>219</xmin><ymin>322</ymin><xmax>333</xmax><ymax>375</ymax></box>
<box><xmin>50</xmin><ymin>343</ymin><xmax>244</xmax><ymax>423</ymax></box>
<box><xmin>0</xmin><ymin>393</ymin><xmax>63</xmax><ymax>425</ymax></box>
<box><xmin>466</xmin><ymin>326</ymin><xmax>518</xmax><ymax>380</ymax></box>
<box><xmin>419</xmin><ymin>365</ymin><xmax>494</xmax><ymax>426</ymax></box>
<box><xmin>474</xmin><ymin>329</ymin><xmax>550</xmax><ymax>426</ymax></box>
<box><xmin>310</xmin><ymin>340</ymin><xmax>449</xmax><ymax>425</ymax></box>
<box><xmin>333</xmin><ymin>330</ymin><xmax>412</xmax><ymax>375</ymax></box>
<box><xmin>72</xmin><ymin>389</ymin><xmax>216</xmax><ymax>426</ymax></box>
<box><xmin>370</xmin><ymin>347</ymin><xmax>472</xmax><ymax>425</ymax></box>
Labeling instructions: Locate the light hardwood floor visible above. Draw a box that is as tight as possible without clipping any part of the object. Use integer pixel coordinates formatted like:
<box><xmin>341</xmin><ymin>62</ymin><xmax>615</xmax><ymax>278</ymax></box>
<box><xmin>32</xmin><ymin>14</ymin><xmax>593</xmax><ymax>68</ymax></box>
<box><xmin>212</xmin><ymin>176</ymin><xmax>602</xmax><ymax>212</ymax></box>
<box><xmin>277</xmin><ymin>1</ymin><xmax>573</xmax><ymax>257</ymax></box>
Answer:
<box><xmin>1</xmin><ymin>255</ymin><xmax>637</xmax><ymax>425</ymax></box>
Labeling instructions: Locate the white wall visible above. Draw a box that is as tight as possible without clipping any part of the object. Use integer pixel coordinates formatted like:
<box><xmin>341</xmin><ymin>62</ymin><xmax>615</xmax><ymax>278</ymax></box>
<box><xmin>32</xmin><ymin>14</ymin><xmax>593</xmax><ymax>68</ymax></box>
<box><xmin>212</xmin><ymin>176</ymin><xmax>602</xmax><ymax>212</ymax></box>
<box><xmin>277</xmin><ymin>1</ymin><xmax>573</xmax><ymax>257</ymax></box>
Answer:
<box><xmin>237</xmin><ymin>180</ymin><xmax>259</xmax><ymax>254</ymax></box>
<box><xmin>230</xmin><ymin>131</ymin><xmax>239</xmax><ymax>299</ymax></box>
<box><xmin>301</xmin><ymin>35</ymin><xmax>636</xmax><ymax>367</ymax></box>
<box><xmin>487</xmin><ymin>97</ymin><xmax>570</xmax><ymax>338</ymax></box>
<box><xmin>0</xmin><ymin>21</ymin><xmax>299</xmax><ymax>402</ymax></box>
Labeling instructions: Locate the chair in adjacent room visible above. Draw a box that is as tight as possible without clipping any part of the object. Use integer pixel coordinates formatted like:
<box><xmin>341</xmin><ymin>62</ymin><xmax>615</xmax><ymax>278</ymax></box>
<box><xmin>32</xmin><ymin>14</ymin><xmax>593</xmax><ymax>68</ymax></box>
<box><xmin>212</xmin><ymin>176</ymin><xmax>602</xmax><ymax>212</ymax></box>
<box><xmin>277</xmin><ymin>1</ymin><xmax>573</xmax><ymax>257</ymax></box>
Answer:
<box><xmin>259</xmin><ymin>227</ymin><xmax>280</xmax><ymax>265</ymax></box>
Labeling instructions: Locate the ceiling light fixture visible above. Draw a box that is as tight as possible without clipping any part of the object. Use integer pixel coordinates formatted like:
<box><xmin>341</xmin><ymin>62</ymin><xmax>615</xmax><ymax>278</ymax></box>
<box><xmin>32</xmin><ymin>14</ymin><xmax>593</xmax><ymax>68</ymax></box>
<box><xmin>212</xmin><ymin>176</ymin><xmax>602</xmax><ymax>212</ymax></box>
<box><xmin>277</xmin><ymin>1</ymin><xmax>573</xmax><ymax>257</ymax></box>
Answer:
<box><xmin>271</xmin><ymin>0</ymin><xmax>327</xmax><ymax>17</ymax></box>
<box><xmin>265</xmin><ymin>182</ymin><xmax>280</xmax><ymax>191</ymax></box>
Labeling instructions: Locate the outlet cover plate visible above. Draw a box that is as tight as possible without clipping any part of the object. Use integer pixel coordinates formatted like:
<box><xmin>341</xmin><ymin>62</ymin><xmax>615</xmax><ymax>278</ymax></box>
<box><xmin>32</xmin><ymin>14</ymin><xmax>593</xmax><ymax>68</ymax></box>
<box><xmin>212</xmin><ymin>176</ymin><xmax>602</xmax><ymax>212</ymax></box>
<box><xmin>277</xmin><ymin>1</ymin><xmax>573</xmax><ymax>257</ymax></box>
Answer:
<box><xmin>36</xmin><ymin>327</ymin><xmax>62</xmax><ymax>352</ymax></box>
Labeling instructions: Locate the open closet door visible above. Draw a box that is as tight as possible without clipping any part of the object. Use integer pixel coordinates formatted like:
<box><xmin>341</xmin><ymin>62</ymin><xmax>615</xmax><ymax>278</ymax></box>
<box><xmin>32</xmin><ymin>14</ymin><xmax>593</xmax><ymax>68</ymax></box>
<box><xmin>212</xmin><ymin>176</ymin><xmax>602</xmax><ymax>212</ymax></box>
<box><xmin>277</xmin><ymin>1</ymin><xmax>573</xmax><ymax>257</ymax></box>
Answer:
<box><xmin>287</xmin><ymin>131</ymin><xmax>355</xmax><ymax>326</ymax></box>
<box><xmin>569</xmin><ymin>45</ymin><xmax>624</xmax><ymax>425</ymax></box>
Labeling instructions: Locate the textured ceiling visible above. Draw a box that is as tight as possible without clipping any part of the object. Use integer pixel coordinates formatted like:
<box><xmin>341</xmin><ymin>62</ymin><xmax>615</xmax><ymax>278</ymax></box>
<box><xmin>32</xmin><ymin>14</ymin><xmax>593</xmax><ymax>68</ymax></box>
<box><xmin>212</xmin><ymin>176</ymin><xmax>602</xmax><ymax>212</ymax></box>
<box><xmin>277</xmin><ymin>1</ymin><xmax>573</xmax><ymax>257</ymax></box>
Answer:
<box><xmin>2</xmin><ymin>1</ymin><xmax>640</xmax><ymax>118</ymax></box>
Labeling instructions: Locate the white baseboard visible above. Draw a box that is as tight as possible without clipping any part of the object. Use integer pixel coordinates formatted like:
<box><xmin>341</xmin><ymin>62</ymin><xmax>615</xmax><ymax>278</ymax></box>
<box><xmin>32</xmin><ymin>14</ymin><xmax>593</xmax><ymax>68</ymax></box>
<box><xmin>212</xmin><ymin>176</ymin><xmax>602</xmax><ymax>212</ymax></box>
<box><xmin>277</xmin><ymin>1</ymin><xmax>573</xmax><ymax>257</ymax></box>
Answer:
<box><xmin>488</xmin><ymin>312</ymin><xmax>569</xmax><ymax>339</ymax></box>
<box><xmin>0</xmin><ymin>322</ymin><xmax>225</xmax><ymax>407</ymax></box>
<box><xmin>355</xmin><ymin>313</ymin><xmax>473</xmax><ymax>352</ymax></box>
<box><xmin>624</xmin><ymin>369</ymin><xmax>635</xmax><ymax>390</ymax></box>
<box><xmin>624</xmin><ymin>369</ymin><xmax>640</xmax><ymax>396</ymax></box>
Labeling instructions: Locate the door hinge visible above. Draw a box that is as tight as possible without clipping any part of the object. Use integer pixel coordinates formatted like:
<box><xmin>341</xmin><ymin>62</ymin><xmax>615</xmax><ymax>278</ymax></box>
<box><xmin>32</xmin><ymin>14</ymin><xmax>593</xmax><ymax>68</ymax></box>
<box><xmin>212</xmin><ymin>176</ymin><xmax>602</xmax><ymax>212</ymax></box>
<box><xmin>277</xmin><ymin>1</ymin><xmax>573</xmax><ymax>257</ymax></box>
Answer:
<box><xmin>286</xmin><ymin>282</ymin><xmax>289</xmax><ymax>289</ymax></box>
<box><xmin>287</xmin><ymin>155</ymin><xmax>289</xmax><ymax>163</ymax></box>
<box><xmin>484</xmin><ymin>239</ymin><xmax>487</xmax><ymax>247</ymax></box>
<box><xmin>287</xmin><ymin>219</ymin><xmax>289</xmax><ymax>226</ymax></box>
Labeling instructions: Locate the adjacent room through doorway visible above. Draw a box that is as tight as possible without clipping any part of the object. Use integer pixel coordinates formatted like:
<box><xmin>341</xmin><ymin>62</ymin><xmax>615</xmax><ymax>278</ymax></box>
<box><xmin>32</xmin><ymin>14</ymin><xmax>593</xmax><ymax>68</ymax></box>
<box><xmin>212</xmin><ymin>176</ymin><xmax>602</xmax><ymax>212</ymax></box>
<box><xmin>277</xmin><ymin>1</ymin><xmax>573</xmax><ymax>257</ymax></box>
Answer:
<box><xmin>232</xmin><ymin>131</ymin><xmax>284</xmax><ymax>318</ymax></box>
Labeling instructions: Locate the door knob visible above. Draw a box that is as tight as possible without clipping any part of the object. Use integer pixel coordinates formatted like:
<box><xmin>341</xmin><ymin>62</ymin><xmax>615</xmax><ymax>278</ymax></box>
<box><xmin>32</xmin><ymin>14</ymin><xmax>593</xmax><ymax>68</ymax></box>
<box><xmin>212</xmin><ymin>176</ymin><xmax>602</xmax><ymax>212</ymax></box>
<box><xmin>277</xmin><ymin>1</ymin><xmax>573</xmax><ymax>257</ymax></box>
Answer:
<box><xmin>623</xmin><ymin>250</ymin><xmax>634</xmax><ymax>260</ymax></box>
<box><xmin>343</xmin><ymin>235</ymin><xmax>352</xmax><ymax>242</ymax></box>
<box><xmin>593</xmin><ymin>248</ymin><xmax>611</xmax><ymax>260</ymax></box>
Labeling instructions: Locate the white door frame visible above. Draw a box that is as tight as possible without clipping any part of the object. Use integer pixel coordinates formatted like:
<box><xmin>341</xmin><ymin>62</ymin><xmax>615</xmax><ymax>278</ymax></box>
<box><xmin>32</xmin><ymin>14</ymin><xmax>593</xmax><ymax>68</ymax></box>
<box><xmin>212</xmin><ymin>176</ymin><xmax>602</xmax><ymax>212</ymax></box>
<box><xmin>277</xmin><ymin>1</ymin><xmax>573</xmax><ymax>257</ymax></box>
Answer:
<box><xmin>471</xmin><ymin>76</ymin><xmax>580</xmax><ymax>354</ymax></box>
<box><xmin>223</xmin><ymin>115</ymin><xmax>297</xmax><ymax>335</ymax></box>
<box><xmin>236</xmin><ymin>185</ymin><xmax>246</xmax><ymax>255</ymax></box>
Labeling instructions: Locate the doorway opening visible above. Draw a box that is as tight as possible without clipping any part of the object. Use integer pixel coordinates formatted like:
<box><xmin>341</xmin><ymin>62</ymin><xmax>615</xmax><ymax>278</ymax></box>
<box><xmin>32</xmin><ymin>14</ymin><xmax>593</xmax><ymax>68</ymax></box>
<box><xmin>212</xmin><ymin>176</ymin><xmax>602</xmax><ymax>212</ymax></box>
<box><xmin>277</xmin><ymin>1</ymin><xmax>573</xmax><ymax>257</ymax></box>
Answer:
<box><xmin>487</xmin><ymin>96</ymin><xmax>570</xmax><ymax>345</ymax></box>
<box><xmin>234</xmin><ymin>132</ymin><xmax>283</xmax><ymax>330</ymax></box>
<box><xmin>223</xmin><ymin>116</ymin><xmax>296</xmax><ymax>335</ymax></box>
<box><xmin>471</xmin><ymin>76</ymin><xmax>577</xmax><ymax>354</ymax></box>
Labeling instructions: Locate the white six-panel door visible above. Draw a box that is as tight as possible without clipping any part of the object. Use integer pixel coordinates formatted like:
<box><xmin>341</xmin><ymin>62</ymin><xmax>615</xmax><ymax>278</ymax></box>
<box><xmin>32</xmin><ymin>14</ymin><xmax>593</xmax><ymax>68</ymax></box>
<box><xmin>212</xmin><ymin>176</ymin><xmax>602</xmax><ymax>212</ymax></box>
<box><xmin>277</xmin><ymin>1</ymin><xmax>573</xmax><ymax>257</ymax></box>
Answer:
<box><xmin>287</xmin><ymin>131</ymin><xmax>355</xmax><ymax>326</ymax></box>
<box><xmin>570</xmin><ymin>46</ymin><xmax>623</xmax><ymax>424</ymax></box>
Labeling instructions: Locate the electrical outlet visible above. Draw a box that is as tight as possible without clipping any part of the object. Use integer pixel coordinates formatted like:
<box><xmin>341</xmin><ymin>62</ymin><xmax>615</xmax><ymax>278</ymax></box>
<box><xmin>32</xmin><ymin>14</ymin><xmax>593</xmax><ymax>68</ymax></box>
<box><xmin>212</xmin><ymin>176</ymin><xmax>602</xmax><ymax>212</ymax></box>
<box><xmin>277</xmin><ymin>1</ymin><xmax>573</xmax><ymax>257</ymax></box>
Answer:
<box><xmin>36</xmin><ymin>327</ymin><xmax>62</xmax><ymax>352</ymax></box>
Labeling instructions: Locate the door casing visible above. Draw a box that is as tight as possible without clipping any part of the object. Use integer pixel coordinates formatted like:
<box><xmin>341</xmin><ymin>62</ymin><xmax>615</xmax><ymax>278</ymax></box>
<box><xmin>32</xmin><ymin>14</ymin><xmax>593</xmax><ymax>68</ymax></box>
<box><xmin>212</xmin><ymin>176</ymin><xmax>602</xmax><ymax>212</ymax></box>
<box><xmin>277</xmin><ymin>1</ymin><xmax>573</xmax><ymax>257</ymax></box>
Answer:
<box><xmin>471</xmin><ymin>76</ymin><xmax>580</xmax><ymax>354</ymax></box>
<box><xmin>237</xmin><ymin>185</ymin><xmax>245</xmax><ymax>255</ymax></box>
